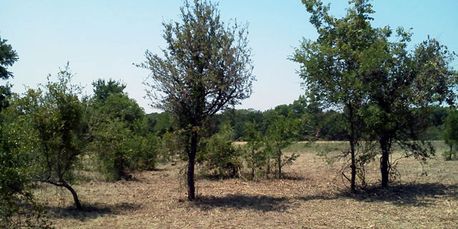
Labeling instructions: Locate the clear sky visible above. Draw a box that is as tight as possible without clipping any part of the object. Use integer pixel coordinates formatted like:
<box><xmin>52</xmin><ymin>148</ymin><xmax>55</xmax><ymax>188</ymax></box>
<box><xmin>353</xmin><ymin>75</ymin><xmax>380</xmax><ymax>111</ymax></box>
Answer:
<box><xmin>1</xmin><ymin>0</ymin><xmax>457</xmax><ymax>113</ymax></box>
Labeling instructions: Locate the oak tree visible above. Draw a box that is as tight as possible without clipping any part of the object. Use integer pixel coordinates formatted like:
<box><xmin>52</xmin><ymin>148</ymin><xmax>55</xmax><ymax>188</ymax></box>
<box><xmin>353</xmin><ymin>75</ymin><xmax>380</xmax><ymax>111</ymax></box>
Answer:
<box><xmin>293</xmin><ymin>0</ymin><xmax>380</xmax><ymax>191</ymax></box>
<box><xmin>25</xmin><ymin>65</ymin><xmax>85</xmax><ymax>210</ymax></box>
<box><xmin>141</xmin><ymin>0</ymin><xmax>254</xmax><ymax>200</ymax></box>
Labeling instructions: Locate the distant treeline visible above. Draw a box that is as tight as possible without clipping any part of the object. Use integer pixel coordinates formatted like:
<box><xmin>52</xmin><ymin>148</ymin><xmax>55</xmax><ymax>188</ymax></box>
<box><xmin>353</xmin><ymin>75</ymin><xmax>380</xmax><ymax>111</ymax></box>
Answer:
<box><xmin>147</xmin><ymin>96</ymin><xmax>451</xmax><ymax>142</ymax></box>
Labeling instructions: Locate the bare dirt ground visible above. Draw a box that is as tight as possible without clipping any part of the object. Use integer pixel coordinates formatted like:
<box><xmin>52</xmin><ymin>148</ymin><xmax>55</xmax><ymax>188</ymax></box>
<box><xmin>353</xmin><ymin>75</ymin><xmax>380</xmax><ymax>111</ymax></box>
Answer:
<box><xmin>36</xmin><ymin>143</ymin><xmax>458</xmax><ymax>228</ymax></box>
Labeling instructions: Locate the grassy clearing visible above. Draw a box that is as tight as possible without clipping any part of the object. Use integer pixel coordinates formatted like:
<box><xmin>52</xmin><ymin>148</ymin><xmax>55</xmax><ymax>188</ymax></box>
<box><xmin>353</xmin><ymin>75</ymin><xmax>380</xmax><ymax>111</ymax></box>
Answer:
<box><xmin>286</xmin><ymin>140</ymin><xmax>449</xmax><ymax>156</ymax></box>
<box><xmin>35</xmin><ymin>141</ymin><xmax>457</xmax><ymax>228</ymax></box>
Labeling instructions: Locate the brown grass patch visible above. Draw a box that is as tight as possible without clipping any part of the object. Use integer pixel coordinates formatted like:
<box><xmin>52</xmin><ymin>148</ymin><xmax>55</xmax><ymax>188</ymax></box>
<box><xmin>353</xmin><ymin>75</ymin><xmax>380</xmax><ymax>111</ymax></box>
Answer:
<box><xmin>35</xmin><ymin>143</ymin><xmax>458</xmax><ymax>228</ymax></box>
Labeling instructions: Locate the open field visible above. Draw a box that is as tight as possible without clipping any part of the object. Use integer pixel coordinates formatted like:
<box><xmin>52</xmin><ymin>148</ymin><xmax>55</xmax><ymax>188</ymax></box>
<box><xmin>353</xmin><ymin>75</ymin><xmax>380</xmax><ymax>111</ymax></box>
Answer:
<box><xmin>36</xmin><ymin>141</ymin><xmax>458</xmax><ymax>228</ymax></box>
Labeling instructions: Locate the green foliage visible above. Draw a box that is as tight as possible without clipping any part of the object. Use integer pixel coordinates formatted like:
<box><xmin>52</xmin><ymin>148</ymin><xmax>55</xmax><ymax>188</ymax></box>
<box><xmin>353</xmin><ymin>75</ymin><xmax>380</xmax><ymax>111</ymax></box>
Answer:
<box><xmin>141</xmin><ymin>0</ymin><xmax>254</xmax><ymax>118</ymax></box>
<box><xmin>218</xmin><ymin>109</ymin><xmax>264</xmax><ymax>141</ymax></box>
<box><xmin>19</xmin><ymin>65</ymin><xmax>86</xmax><ymax>209</ymax></box>
<box><xmin>0</xmin><ymin>136</ymin><xmax>49</xmax><ymax>226</ymax></box>
<box><xmin>89</xmin><ymin>119</ymin><xmax>132</xmax><ymax>180</ymax></box>
<box><xmin>419</xmin><ymin>106</ymin><xmax>449</xmax><ymax>140</ymax></box>
<box><xmin>0</xmin><ymin>37</ymin><xmax>23</xmax><ymax>221</ymax></box>
<box><xmin>32</xmin><ymin>68</ymin><xmax>84</xmax><ymax>185</ymax></box>
<box><xmin>444</xmin><ymin>109</ymin><xmax>458</xmax><ymax>160</ymax></box>
<box><xmin>2</xmin><ymin>65</ymin><xmax>87</xmax><ymax>211</ymax></box>
<box><xmin>88</xmin><ymin>79</ymin><xmax>157</xmax><ymax>180</ymax></box>
<box><xmin>129</xmin><ymin>134</ymin><xmax>159</xmax><ymax>171</ymax></box>
<box><xmin>263</xmin><ymin>114</ymin><xmax>300</xmax><ymax>178</ymax></box>
<box><xmin>360</xmin><ymin>29</ymin><xmax>456</xmax><ymax>186</ymax></box>
<box><xmin>318</xmin><ymin>111</ymin><xmax>347</xmax><ymax>140</ymax></box>
<box><xmin>209</xmin><ymin>97</ymin><xmax>347</xmax><ymax>142</ymax></box>
<box><xmin>92</xmin><ymin>79</ymin><xmax>126</xmax><ymax>102</ymax></box>
<box><xmin>97</xmin><ymin>94</ymin><xmax>145</xmax><ymax>131</ymax></box>
<box><xmin>158</xmin><ymin>131</ymin><xmax>183</xmax><ymax>162</ymax></box>
<box><xmin>199</xmin><ymin>123</ymin><xmax>242</xmax><ymax>178</ymax></box>
<box><xmin>196</xmin><ymin>113</ymin><xmax>302</xmax><ymax>180</ymax></box>
<box><xmin>0</xmin><ymin>36</ymin><xmax>49</xmax><ymax>227</ymax></box>
<box><xmin>243</xmin><ymin>121</ymin><xmax>267</xmax><ymax>180</ymax></box>
<box><xmin>147</xmin><ymin>112</ymin><xmax>173</xmax><ymax>135</ymax></box>
<box><xmin>0</xmin><ymin>114</ymin><xmax>38</xmax><ymax>227</ymax></box>
<box><xmin>141</xmin><ymin>0</ymin><xmax>254</xmax><ymax>200</ymax></box>
<box><xmin>294</xmin><ymin>0</ymin><xmax>379</xmax><ymax>191</ymax></box>
<box><xmin>295</xmin><ymin>0</ymin><xmax>457</xmax><ymax>189</ymax></box>
<box><xmin>0</xmin><ymin>36</ymin><xmax>18</xmax><ymax>80</ymax></box>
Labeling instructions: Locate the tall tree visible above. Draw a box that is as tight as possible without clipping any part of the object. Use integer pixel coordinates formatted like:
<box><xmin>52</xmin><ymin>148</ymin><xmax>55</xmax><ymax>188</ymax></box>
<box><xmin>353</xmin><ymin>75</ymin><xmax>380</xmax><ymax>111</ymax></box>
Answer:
<box><xmin>0</xmin><ymin>36</ymin><xmax>18</xmax><ymax>110</ymax></box>
<box><xmin>362</xmin><ymin>34</ymin><xmax>457</xmax><ymax>187</ymax></box>
<box><xmin>141</xmin><ymin>0</ymin><xmax>254</xmax><ymax>200</ymax></box>
<box><xmin>25</xmin><ymin>65</ymin><xmax>85</xmax><ymax>210</ymax></box>
<box><xmin>0</xmin><ymin>36</ymin><xmax>28</xmax><ymax>227</ymax></box>
<box><xmin>293</xmin><ymin>0</ymin><xmax>381</xmax><ymax>192</ymax></box>
<box><xmin>88</xmin><ymin>79</ymin><xmax>156</xmax><ymax>180</ymax></box>
<box><xmin>92</xmin><ymin>79</ymin><xmax>126</xmax><ymax>102</ymax></box>
<box><xmin>296</xmin><ymin>0</ymin><xmax>457</xmax><ymax>189</ymax></box>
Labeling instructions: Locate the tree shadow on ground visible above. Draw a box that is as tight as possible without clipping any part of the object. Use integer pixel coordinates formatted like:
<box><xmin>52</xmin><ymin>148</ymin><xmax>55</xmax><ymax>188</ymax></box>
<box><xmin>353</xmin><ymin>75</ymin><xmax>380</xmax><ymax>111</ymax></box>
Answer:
<box><xmin>46</xmin><ymin>202</ymin><xmax>141</xmax><ymax>220</ymax></box>
<box><xmin>295</xmin><ymin>193</ymin><xmax>338</xmax><ymax>202</ymax></box>
<box><xmin>199</xmin><ymin>172</ymin><xmax>307</xmax><ymax>181</ymax></box>
<box><xmin>279</xmin><ymin>174</ymin><xmax>307</xmax><ymax>181</ymax></box>
<box><xmin>150</xmin><ymin>167</ymin><xmax>169</xmax><ymax>172</ymax></box>
<box><xmin>296</xmin><ymin>182</ymin><xmax>458</xmax><ymax>207</ymax></box>
<box><xmin>347</xmin><ymin>183</ymin><xmax>458</xmax><ymax>206</ymax></box>
<box><xmin>193</xmin><ymin>194</ymin><xmax>290</xmax><ymax>212</ymax></box>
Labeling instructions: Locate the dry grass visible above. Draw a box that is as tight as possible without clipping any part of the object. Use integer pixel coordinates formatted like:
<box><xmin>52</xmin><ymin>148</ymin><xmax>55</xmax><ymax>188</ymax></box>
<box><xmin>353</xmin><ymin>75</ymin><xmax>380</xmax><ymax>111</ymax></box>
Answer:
<box><xmin>35</xmin><ymin>142</ymin><xmax>458</xmax><ymax>228</ymax></box>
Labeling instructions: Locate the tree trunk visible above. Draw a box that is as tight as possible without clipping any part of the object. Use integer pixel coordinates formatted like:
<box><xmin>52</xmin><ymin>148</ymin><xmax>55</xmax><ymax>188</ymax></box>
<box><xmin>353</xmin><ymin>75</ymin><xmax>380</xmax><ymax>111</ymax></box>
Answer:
<box><xmin>380</xmin><ymin>136</ymin><xmax>390</xmax><ymax>188</ymax></box>
<box><xmin>251</xmin><ymin>149</ymin><xmax>256</xmax><ymax>180</ymax></box>
<box><xmin>349</xmin><ymin>138</ymin><xmax>356</xmax><ymax>192</ymax></box>
<box><xmin>449</xmin><ymin>144</ymin><xmax>453</xmax><ymax>160</ymax></box>
<box><xmin>348</xmin><ymin>104</ymin><xmax>356</xmax><ymax>193</ymax></box>
<box><xmin>266</xmin><ymin>160</ymin><xmax>271</xmax><ymax>179</ymax></box>
<box><xmin>61</xmin><ymin>181</ymin><xmax>82</xmax><ymax>210</ymax></box>
<box><xmin>251</xmin><ymin>151</ymin><xmax>255</xmax><ymax>180</ymax></box>
<box><xmin>46</xmin><ymin>180</ymin><xmax>82</xmax><ymax>210</ymax></box>
<box><xmin>251</xmin><ymin>167</ymin><xmax>255</xmax><ymax>180</ymax></box>
<box><xmin>277</xmin><ymin>149</ymin><xmax>282</xmax><ymax>179</ymax></box>
<box><xmin>187</xmin><ymin>130</ymin><xmax>198</xmax><ymax>201</ymax></box>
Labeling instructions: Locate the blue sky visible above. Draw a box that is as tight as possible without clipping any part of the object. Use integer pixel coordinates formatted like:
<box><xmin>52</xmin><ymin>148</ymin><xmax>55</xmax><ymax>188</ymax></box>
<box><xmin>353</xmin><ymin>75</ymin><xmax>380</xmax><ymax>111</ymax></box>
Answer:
<box><xmin>1</xmin><ymin>0</ymin><xmax>457</xmax><ymax>113</ymax></box>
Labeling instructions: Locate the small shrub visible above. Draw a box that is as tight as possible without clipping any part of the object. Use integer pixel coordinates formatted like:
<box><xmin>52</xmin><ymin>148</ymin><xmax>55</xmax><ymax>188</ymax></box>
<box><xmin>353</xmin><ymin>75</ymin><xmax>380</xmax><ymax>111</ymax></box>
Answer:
<box><xmin>200</xmin><ymin>123</ymin><xmax>242</xmax><ymax>178</ymax></box>
<box><xmin>158</xmin><ymin>131</ymin><xmax>184</xmax><ymax>163</ymax></box>
<box><xmin>128</xmin><ymin>134</ymin><xmax>158</xmax><ymax>170</ymax></box>
<box><xmin>442</xmin><ymin>150</ymin><xmax>457</xmax><ymax>161</ymax></box>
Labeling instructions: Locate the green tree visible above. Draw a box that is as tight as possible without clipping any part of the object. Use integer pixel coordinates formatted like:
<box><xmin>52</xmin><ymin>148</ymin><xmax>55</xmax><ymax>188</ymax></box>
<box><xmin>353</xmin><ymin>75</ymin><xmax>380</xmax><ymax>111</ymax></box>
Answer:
<box><xmin>219</xmin><ymin>109</ymin><xmax>264</xmax><ymax>140</ymax></box>
<box><xmin>0</xmin><ymin>37</ymin><xmax>49</xmax><ymax>227</ymax></box>
<box><xmin>0</xmin><ymin>36</ymin><xmax>18</xmax><ymax>111</ymax></box>
<box><xmin>296</xmin><ymin>0</ymin><xmax>457</xmax><ymax>189</ymax></box>
<box><xmin>0</xmin><ymin>36</ymin><xmax>20</xmax><ymax>226</ymax></box>
<box><xmin>444</xmin><ymin>110</ymin><xmax>458</xmax><ymax>160</ymax></box>
<box><xmin>95</xmin><ymin>93</ymin><xmax>145</xmax><ymax>132</ymax></box>
<box><xmin>1</xmin><ymin>95</ymin><xmax>51</xmax><ymax>228</ymax></box>
<box><xmin>158</xmin><ymin>131</ymin><xmax>183</xmax><ymax>162</ymax></box>
<box><xmin>141</xmin><ymin>0</ymin><xmax>254</xmax><ymax>200</ymax></box>
<box><xmin>319</xmin><ymin>111</ymin><xmax>347</xmax><ymax>140</ymax></box>
<box><xmin>293</xmin><ymin>0</ymin><xmax>379</xmax><ymax>191</ymax></box>
<box><xmin>89</xmin><ymin>118</ymin><xmax>133</xmax><ymax>180</ymax></box>
<box><xmin>88</xmin><ymin>79</ymin><xmax>156</xmax><ymax>180</ymax></box>
<box><xmin>243</xmin><ymin>121</ymin><xmax>266</xmax><ymax>180</ymax></box>
<box><xmin>200</xmin><ymin>123</ymin><xmax>241</xmax><ymax>178</ymax></box>
<box><xmin>264</xmin><ymin>114</ymin><xmax>299</xmax><ymax>178</ymax></box>
<box><xmin>92</xmin><ymin>79</ymin><xmax>126</xmax><ymax>102</ymax></box>
<box><xmin>147</xmin><ymin>112</ymin><xmax>173</xmax><ymax>135</ymax></box>
<box><xmin>26</xmin><ymin>66</ymin><xmax>85</xmax><ymax>210</ymax></box>
<box><xmin>361</xmin><ymin>35</ymin><xmax>456</xmax><ymax>187</ymax></box>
